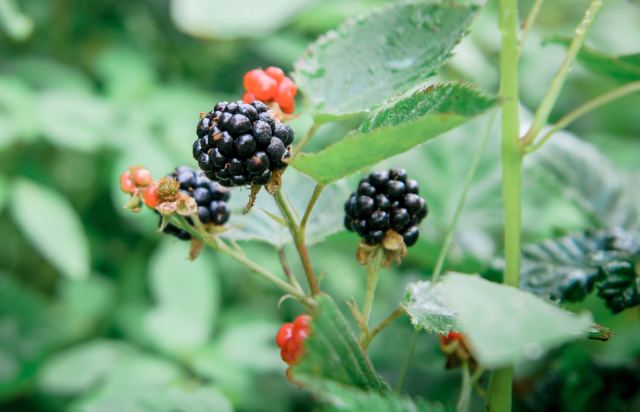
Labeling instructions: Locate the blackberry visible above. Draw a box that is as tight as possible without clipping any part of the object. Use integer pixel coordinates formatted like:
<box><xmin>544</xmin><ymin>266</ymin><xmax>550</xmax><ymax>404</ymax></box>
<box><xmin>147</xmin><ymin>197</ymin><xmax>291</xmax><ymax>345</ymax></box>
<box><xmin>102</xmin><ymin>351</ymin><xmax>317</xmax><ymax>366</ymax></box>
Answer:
<box><xmin>160</xmin><ymin>166</ymin><xmax>231</xmax><ymax>240</ymax></box>
<box><xmin>596</xmin><ymin>260</ymin><xmax>639</xmax><ymax>313</ymax></box>
<box><xmin>192</xmin><ymin>100</ymin><xmax>294</xmax><ymax>187</ymax></box>
<box><xmin>344</xmin><ymin>168</ymin><xmax>428</xmax><ymax>246</ymax></box>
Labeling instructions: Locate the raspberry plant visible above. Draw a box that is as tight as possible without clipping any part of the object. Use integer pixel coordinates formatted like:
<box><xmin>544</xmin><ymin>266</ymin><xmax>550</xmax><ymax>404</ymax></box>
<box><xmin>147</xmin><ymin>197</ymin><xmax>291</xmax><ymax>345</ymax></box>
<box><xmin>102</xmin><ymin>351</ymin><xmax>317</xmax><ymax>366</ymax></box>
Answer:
<box><xmin>4</xmin><ymin>0</ymin><xmax>640</xmax><ymax>411</ymax></box>
<box><xmin>114</xmin><ymin>0</ymin><xmax>640</xmax><ymax>410</ymax></box>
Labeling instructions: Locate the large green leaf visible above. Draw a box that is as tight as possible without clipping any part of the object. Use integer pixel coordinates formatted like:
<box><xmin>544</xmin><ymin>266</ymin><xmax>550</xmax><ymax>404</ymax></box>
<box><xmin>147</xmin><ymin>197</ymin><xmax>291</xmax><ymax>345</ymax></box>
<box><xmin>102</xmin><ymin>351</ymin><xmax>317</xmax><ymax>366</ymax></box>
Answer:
<box><xmin>546</xmin><ymin>36</ymin><xmax>640</xmax><ymax>82</ymax></box>
<box><xmin>294</xmin><ymin>1</ymin><xmax>480</xmax><ymax>117</ymax></box>
<box><xmin>293</xmin><ymin>295</ymin><xmax>388</xmax><ymax>391</ymax></box>
<box><xmin>530</xmin><ymin>132</ymin><xmax>640</xmax><ymax>231</ymax></box>
<box><xmin>291</xmin><ymin>83</ymin><xmax>496</xmax><ymax>184</ymax></box>
<box><xmin>302</xmin><ymin>378</ymin><xmax>445</xmax><ymax>412</ymax></box>
<box><xmin>144</xmin><ymin>240</ymin><xmax>219</xmax><ymax>355</ymax></box>
<box><xmin>223</xmin><ymin>169</ymin><xmax>352</xmax><ymax>246</ymax></box>
<box><xmin>441</xmin><ymin>273</ymin><xmax>593</xmax><ymax>368</ymax></box>
<box><xmin>10</xmin><ymin>179</ymin><xmax>90</xmax><ymax>280</ymax></box>
<box><xmin>0</xmin><ymin>275</ymin><xmax>59</xmax><ymax>400</ymax></box>
<box><xmin>402</xmin><ymin>280</ymin><xmax>457</xmax><ymax>335</ymax></box>
<box><xmin>170</xmin><ymin>0</ymin><xmax>313</xmax><ymax>39</ymax></box>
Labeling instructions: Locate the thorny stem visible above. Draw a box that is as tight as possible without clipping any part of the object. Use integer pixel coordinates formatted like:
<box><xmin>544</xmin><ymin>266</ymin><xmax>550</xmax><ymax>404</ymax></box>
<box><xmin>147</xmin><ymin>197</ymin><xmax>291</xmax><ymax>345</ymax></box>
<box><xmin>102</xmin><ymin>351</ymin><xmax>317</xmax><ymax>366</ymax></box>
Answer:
<box><xmin>518</xmin><ymin>0</ymin><xmax>544</xmax><ymax>50</ymax></box>
<box><xmin>273</xmin><ymin>190</ymin><xmax>321</xmax><ymax>296</ymax></box>
<box><xmin>432</xmin><ymin>110</ymin><xmax>498</xmax><ymax>283</ymax></box>
<box><xmin>170</xmin><ymin>216</ymin><xmax>310</xmax><ymax>305</ymax></box>
<box><xmin>293</xmin><ymin>123</ymin><xmax>320</xmax><ymax>157</ymax></box>
<box><xmin>488</xmin><ymin>0</ymin><xmax>521</xmax><ymax>410</ymax></box>
<box><xmin>521</xmin><ymin>0</ymin><xmax>603</xmax><ymax>148</ymax></box>
<box><xmin>362</xmin><ymin>249</ymin><xmax>383</xmax><ymax>328</ymax></box>
<box><xmin>527</xmin><ymin>80</ymin><xmax>640</xmax><ymax>153</ymax></box>
<box><xmin>361</xmin><ymin>307</ymin><xmax>405</xmax><ymax>349</ymax></box>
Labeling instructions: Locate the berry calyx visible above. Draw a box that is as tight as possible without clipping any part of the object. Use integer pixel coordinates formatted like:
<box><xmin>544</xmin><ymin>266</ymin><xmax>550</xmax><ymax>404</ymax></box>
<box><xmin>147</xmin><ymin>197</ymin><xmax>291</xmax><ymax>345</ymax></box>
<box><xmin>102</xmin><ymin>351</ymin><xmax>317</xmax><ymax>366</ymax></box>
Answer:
<box><xmin>276</xmin><ymin>314</ymin><xmax>311</xmax><ymax>366</ymax></box>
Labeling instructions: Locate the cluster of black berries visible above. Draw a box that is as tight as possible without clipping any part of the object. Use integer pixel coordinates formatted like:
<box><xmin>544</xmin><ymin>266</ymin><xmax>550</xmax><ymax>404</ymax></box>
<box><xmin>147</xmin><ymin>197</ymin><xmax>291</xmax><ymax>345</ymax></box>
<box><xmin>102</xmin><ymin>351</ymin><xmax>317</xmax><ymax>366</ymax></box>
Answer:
<box><xmin>192</xmin><ymin>100</ymin><xmax>294</xmax><ymax>187</ymax></box>
<box><xmin>596</xmin><ymin>260</ymin><xmax>639</xmax><ymax>313</ymax></box>
<box><xmin>344</xmin><ymin>168</ymin><xmax>428</xmax><ymax>246</ymax></box>
<box><xmin>161</xmin><ymin>166</ymin><xmax>231</xmax><ymax>240</ymax></box>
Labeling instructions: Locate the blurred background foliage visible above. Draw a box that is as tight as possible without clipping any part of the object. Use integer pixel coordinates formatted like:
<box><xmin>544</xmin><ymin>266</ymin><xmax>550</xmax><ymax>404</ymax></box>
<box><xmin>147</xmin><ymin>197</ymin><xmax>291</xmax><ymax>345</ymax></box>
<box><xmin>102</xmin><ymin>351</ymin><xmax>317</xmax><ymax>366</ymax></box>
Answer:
<box><xmin>0</xmin><ymin>0</ymin><xmax>639</xmax><ymax>411</ymax></box>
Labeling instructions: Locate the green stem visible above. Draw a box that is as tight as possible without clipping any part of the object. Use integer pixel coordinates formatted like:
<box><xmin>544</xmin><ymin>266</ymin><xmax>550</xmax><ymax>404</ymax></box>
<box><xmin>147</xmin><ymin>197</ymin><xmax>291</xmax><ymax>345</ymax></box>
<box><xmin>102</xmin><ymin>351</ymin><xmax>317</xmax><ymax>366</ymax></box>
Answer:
<box><xmin>362</xmin><ymin>249</ymin><xmax>383</xmax><ymax>327</ymax></box>
<box><xmin>273</xmin><ymin>190</ymin><xmax>321</xmax><ymax>296</ymax></box>
<box><xmin>301</xmin><ymin>184</ymin><xmax>325</xmax><ymax>231</ymax></box>
<box><xmin>456</xmin><ymin>361</ymin><xmax>472</xmax><ymax>412</ymax></box>
<box><xmin>527</xmin><ymin>80</ymin><xmax>640</xmax><ymax>153</ymax></box>
<box><xmin>395</xmin><ymin>330</ymin><xmax>419</xmax><ymax>393</ymax></box>
<box><xmin>487</xmin><ymin>0</ymin><xmax>522</xmax><ymax>410</ymax></box>
<box><xmin>432</xmin><ymin>110</ymin><xmax>497</xmax><ymax>283</ymax></box>
<box><xmin>361</xmin><ymin>307</ymin><xmax>405</xmax><ymax>349</ymax></box>
<box><xmin>518</xmin><ymin>0</ymin><xmax>544</xmax><ymax>51</ymax></box>
<box><xmin>170</xmin><ymin>216</ymin><xmax>309</xmax><ymax>304</ymax></box>
<box><xmin>293</xmin><ymin>123</ymin><xmax>320</xmax><ymax>157</ymax></box>
<box><xmin>521</xmin><ymin>0</ymin><xmax>603</xmax><ymax>147</ymax></box>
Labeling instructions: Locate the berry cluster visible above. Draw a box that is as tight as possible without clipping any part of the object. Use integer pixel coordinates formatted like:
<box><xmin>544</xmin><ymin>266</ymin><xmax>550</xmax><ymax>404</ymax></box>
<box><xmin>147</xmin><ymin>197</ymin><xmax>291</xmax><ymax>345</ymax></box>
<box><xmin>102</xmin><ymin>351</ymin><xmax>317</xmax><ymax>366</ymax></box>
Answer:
<box><xmin>192</xmin><ymin>100</ymin><xmax>294</xmax><ymax>187</ymax></box>
<box><xmin>242</xmin><ymin>67</ymin><xmax>297</xmax><ymax>114</ymax></box>
<box><xmin>276</xmin><ymin>315</ymin><xmax>311</xmax><ymax>366</ymax></box>
<box><xmin>344</xmin><ymin>168</ymin><xmax>428</xmax><ymax>247</ymax></box>
<box><xmin>161</xmin><ymin>166</ymin><xmax>231</xmax><ymax>240</ymax></box>
<box><xmin>596</xmin><ymin>260</ymin><xmax>639</xmax><ymax>313</ymax></box>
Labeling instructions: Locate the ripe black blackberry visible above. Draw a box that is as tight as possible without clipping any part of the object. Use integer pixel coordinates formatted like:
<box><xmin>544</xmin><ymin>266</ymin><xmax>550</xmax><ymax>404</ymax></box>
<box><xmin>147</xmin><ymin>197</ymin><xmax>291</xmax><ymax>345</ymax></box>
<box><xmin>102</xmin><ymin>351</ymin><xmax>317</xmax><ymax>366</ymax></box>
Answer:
<box><xmin>344</xmin><ymin>168</ymin><xmax>428</xmax><ymax>247</ymax></box>
<box><xmin>160</xmin><ymin>166</ymin><xmax>231</xmax><ymax>240</ymax></box>
<box><xmin>192</xmin><ymin>100</ymin><xmax>294</xmax><ymax>187</ymax></box>
<box><xmin>596</xmin><ymin>260</ymin><xmax>639</xmax><ymax>313</ymax></box>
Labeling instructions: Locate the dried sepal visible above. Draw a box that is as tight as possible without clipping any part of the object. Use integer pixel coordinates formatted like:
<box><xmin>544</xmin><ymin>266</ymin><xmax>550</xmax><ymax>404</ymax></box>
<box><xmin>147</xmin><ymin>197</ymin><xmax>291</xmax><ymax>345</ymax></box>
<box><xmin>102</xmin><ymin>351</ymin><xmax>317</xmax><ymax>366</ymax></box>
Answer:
<box><xmin>189</xmin><ymin>238</ymin><xmax>204</xmax><ymax>261</ymax></box>
<box><xmin>266</xmin><ymin>169</ymin><xmax>284</xmax><ymax>194</ymax></box>
<box><xmin>157</xmin><ymin>177</ymin><xmax>180</xmax><ymax>203</ymax></box>
<box><xmin>175</xmin><ymin>193</ymin><xmax>198</xmax><ymax>216</ymax></box>
<box><xmin>356</xmin><ymin>230</ymin><xmax>407</xmax><ymax>267</ymax></box>
<box><xmin>244</xmin><ymin>185</ymin><xmax>262</xmax><ymax>214</ymax></box>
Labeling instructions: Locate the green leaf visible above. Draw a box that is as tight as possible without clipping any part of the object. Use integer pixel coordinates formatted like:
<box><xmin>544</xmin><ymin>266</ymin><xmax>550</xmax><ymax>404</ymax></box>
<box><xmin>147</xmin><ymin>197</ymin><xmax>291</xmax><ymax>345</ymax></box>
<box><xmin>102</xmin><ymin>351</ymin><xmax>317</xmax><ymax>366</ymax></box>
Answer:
<box><xmin>302</xmin><ymin>378</ymin><xmax>445</xmax><ymax>412</ymax></box>
<box><xmin>0</xmin><ymin>175</ymin><xmax>7</xmax><ymax>214</ymax></box>
<box><xmin>170</xmin><ymin>0</ymin><xmax>313</xmax><ymax>39</ymax></box>
<box><xmin>292</xmin><ymin>295</ymin><xmax>388</xmax><ymax>391</ymax></box>
<box><xmin>531</xmin><ymin>132</ymin><xmax>640</xmax><ymax>231</ymax></box>
<box><xmin>144</xmin><ymin>240</ymin><xmax>219</xmax><ymax>355</ymax></box>
<box><xmin>0</xmin><ymin>76</ymin><xmax>36</xmax><ymax>148</ymax></box>
<box><xmin>57</xmin><ymin>276</ymin><xmax>115</xmax><ymax>340</ymax></box>
<box><xmin>294</xmin><ymin>1</ymin><xmax>480</xmax><ymax>117</ymax></box>
<box><xmin>546</xmin><ymin>36</ymin><xmax>640</xmax><ymax>82</ymax></box>
<box><xmin>441</xmin><ymin>273</ymin><xmax>593</xmax><ymax>368</ymax></box>
<box><xmin>291</xmin><ymin>83</ymin><xmax>496</xmax><ymax>184</ymax></box>
<box><xmin>223</xmin><ymin>169</ymin><xmax>352</xmax><ymax>246</ymax></box>
<box><xmin>0</xmin><ymin>0</ymin><xmax>33</xmax><ymax>41</ymax></box>
<box><xmin>10</xmin><ymin>179</ymin><xmax>90</xmax><ymax>280</ymax></box>
<box><xmin>402</xmin><ymin>280</ymin><xmax>457</xmax><ymax>335</ymax></box>
<box><xmin>519</xmin><ymin>228</ymin><xmax>640</xmax><ymax>302</ymax></box>
<box><xmin>0</xmin><ymin>275</ymin><xmax>59</xmax><ymax>400</ymax></box>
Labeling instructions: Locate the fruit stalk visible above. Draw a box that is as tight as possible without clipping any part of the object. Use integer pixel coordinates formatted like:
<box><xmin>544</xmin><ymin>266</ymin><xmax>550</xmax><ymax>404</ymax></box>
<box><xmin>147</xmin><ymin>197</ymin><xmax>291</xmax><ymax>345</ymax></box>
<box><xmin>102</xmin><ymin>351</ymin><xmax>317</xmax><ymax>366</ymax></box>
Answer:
<box><xmin>487</xmin><ymin>0</ymin><xmax>521</xmax><ymax>410</ymax></box>
<box><xmin>362</xmin><ymin>248</ymin><xmax>383</xmax><ymax>328</ymax></box>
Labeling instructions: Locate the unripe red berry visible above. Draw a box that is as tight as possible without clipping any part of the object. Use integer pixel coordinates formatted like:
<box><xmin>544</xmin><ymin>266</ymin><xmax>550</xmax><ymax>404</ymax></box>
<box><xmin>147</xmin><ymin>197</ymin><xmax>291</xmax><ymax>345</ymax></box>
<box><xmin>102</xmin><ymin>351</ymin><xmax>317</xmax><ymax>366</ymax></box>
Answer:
<box><xmin>279</xmin><ymin>77</ymin><xmax>297</xmax><ymax>96</ymax></box>
<box><xmin>293</xmin><ymin>314</ymin><xmax>311</xmax><ymax>329</ymax></box>
<box><xmin>120</xmin><ymin>171</ymin><xmax>135</xmax><ymax>193</ymax></box>
<box><xmin>243</xmin><ymin>69</ymin><xmax>264</xmax><ymax>92</ymax></box>
<box><xmin>265</xmin><ymin>66</ymin><xmax>285</xmax><ymax>82</ymax></box>
<box><xmin>440</xmin><ymin>331</ymin><xmax>463</xmax><ymax>346</ymax></box>
<box><xmin>252</xmin><ymin>74</ymin><xmax>277</xmax><ymax>101</ymax></box>
<box><xmin>242</xmin><ymin>91</ymin><xmax>256</xmax><ymax>104</ymax></box>
<box><xmin>276</xmin><ymin>322</ymin><xmax>294</xmax><ymax>348</ymax></box>
<box><xmin>133</xmin><ymin>168</ymin><xmax>152</xmax><ymax>186</ymax></box>
<box><xmin>143</xmin><ymin>183</ymin><xmax>159</xmax><ymax>208</ymax></box>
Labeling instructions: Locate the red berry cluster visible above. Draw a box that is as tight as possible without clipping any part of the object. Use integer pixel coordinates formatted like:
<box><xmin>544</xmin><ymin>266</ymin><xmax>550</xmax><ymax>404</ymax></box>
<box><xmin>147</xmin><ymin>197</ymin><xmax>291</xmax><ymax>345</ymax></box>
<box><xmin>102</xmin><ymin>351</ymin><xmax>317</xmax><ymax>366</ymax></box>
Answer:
<box><xmin>119</xmin><ymin>166</ymin><xmax>159</xmax><ymax>209</ymax></box>
<box><xmin>276</xmin><ymin>315</ymin><xmax>311</xmax><ymax>365</ymax></box>
<box><xmin>439</xmin><ymin>331</ymin><xmax>463</xmax><ymax>346</ymax></box>
<box><xmin>243</xmin><ymin>67</ymin><xmax>297</xmax><ymax>114</ymax></box>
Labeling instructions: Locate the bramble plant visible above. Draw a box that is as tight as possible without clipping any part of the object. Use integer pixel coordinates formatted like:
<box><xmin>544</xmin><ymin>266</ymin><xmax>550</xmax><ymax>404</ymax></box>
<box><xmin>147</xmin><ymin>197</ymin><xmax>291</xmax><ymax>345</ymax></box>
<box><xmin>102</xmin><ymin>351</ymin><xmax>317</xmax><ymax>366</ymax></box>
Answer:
<box><xmin>113</xmin><ymin>0</ymin><xmax>640</xmax><ymax>410</ymax></box>
<box><xmin>3</xmin><ymin>0</ymin><xmax>640</xmax><ymax>411</ymax></box>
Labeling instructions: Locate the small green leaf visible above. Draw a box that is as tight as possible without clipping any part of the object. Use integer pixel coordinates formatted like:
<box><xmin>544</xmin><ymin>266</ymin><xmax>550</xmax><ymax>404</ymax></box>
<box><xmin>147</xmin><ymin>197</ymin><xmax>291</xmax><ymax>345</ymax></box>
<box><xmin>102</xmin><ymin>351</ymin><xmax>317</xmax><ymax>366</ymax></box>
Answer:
<box><xmin>295</xmin><ymin>1</ymin><xmax>481</xmax><ymax>117</ymax></box>
<box><xmin>144</xmin><ymin>240</ymin><xmax>219</xmax><ymax>355</ymax></box>
<box><xmin>170</xmin><ymin>0</ymin><xmax>312</xmax><ymax>39</ymax></box>
<box><xmin>531</xmin><ymin>132</ymin><xmax>640</xmax><ymax>231</ymax></box>
<box><xmin>291</xmin><ymin>83</ymin><xmax>496</xmax><ymax>184</ymax></box>
<box><xmin>402</xmin><ymin>280</ymin><xmax>457</xmax><ymax>335</ymax></box>
<box><xmin>442</xmin><ymin>273</ymin><xmax>593</xmax><ymax>368</ymax></box>
<box><xmin>301</xmin><ymin>378</ymin><xmax>445</xmax><ymax>412</ymax></box>
<box><xmin>293</xmin><ymin>295</ymin><xmax>389</xmax><ymax>391</ymax></box>
<box><xmin>546</xmin><ymin>36</ymin><xmax>640</xmax><ymax>82</ymax></box>
<box><xmin>10</xmin><ymin>179</ymin><xmax>90</xmax><ymax>280</ymax></box>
